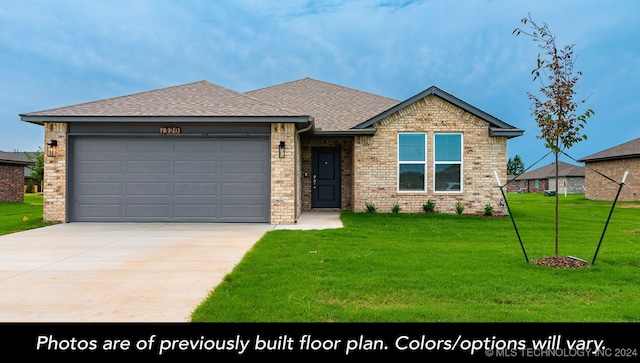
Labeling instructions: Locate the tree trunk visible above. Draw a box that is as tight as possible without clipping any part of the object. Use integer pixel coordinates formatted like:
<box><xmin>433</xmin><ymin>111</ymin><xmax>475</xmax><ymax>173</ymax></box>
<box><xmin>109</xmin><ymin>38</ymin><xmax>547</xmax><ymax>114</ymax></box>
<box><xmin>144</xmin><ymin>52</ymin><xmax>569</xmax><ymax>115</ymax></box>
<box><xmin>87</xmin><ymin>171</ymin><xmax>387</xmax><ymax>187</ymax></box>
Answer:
<box><xmin>555</xmin><ymin>151</ymin><xmax>559</xmax><ymax>257</ymax></box>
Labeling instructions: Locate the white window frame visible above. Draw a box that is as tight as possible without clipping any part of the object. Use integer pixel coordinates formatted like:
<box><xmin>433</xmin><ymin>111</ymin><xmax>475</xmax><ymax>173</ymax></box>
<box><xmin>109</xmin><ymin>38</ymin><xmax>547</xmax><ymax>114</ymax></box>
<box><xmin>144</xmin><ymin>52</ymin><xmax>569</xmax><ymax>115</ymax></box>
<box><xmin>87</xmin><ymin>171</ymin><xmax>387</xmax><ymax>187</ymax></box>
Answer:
<box><xmin>397</xmin><ymin>132</ymin><xmax>427</xmax><ymax>192</ymax></box>
<box><xmin>433</xmin><ymin>132</ymin><xmax>463</xmax><ymax>193</ymax></box>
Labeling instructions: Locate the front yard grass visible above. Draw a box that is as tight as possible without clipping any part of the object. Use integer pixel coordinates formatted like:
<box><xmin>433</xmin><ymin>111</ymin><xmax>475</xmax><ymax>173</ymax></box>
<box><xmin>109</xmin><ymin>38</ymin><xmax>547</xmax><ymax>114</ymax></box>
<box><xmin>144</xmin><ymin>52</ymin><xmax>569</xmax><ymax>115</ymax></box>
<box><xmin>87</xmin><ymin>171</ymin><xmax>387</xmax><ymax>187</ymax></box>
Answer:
<box><xmin>192</xmin><ymin>193</ymin><xmax>640</xmax><ymax>322</ymax></box>
<box><xmin>0</xmin><ymin>194</ymin><xmax>53</xmax><ymax>235</ymax></box>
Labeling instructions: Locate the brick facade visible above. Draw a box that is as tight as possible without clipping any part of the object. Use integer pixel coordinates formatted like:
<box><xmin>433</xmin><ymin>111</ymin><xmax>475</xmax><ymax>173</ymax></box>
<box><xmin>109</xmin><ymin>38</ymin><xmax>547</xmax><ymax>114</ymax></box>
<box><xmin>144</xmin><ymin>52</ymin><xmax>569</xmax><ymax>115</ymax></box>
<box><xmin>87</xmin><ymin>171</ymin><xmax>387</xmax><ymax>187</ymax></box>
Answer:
<box><xmin>352</xmin><ymin>95</ymin><xmax>508</xmax><ymax>215</ymax></box>
<box><xmin>520</xmin><ymin>179</ymin><xmax>549</xmax><ymax>193</ymax></box>
<box><xmin>0</xmin><ymin>164</ymin><xmax>26</xmax><ymax>202</ymax></box>
<box><xmin>43</xmin><ymin>122</ymin><xmax>67</xmax><ymax>222</ymax></box>
<box><xmin>584</xmin><ymin>158</ymin><xmax>639</xmax><ymax>201</ymax></box>
<box><xmin>270</xmin><ymin>123</ymin><xmax>298</xmax><ymax>224</ymax></box>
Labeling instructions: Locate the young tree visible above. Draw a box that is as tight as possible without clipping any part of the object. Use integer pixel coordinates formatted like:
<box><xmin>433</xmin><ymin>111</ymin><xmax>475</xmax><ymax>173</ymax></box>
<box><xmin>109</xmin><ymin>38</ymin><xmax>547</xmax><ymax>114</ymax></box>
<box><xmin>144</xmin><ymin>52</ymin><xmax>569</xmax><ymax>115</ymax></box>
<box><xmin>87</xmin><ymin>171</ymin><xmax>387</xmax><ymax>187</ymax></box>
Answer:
<box><xmin>514</xmin><ymin>14</ymin><xmax>594</xmax><ymax>257</ymax></box>
<box><xmin>24</xmin><ymin>147</ymin><xmax>44</xmax><ymax>183</ymax></box>
<box><xmin>507</xmin><ymin>155</ymin><xmax>525</xmax><ymax>175</ymax></box>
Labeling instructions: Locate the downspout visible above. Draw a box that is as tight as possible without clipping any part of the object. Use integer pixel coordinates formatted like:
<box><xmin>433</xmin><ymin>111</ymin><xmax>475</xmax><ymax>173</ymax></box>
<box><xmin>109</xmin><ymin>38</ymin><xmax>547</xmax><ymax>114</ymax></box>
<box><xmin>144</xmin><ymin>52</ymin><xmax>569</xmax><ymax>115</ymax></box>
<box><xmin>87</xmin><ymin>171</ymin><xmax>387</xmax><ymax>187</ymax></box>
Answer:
<box><xmin>294</xmin><ymin>119</ymin><xmax>314</xmax><ymax>223</ymax></box>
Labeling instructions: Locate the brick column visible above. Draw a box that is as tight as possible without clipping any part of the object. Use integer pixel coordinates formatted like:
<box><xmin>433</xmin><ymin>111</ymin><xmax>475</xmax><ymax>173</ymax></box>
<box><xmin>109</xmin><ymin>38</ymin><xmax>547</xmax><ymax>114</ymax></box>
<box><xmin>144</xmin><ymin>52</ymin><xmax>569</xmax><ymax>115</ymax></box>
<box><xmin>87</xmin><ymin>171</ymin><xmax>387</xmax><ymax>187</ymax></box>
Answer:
<box><xmin>270</xmin><ymin>123</ymin><xmax>297</xmax><ymax>224</ymax></box>
<box><xmin>43</xmin><ymin>122</ymin><xmax>67</xmax><ymax>223</ymax></box>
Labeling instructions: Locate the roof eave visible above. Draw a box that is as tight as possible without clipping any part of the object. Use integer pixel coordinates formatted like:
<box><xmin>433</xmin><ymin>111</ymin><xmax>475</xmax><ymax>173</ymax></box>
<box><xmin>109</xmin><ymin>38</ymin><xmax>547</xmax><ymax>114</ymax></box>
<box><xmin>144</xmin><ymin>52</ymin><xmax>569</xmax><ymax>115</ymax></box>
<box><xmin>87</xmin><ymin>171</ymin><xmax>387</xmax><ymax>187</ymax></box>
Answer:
<box><xmin>489</xmin><ymin>127</ymin><xmax>525</xmax><ymax>138</ymax></box>
<box><xmin>578</xmin><ymin>154</ymin><xmax>640</xmax><ymax>163</ymax></box>
<box><xmin>313</xmin><ymin>129</ymin><xmax>376</xmax><ymax>137</ymax></box>
<box><xmin>20</xmin><ymin>115</ymin><xmax>313</xmax><ymax>125</ymax></box>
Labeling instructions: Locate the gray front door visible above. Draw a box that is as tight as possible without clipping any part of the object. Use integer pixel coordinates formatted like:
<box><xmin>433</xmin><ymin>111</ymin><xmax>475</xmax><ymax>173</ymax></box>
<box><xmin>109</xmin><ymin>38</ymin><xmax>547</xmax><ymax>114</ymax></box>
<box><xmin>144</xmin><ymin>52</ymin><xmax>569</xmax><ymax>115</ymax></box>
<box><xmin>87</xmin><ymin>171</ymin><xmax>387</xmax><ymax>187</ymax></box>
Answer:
<box><xmin>311</xmin><ymin>147</ymin><xmax>341</xmax><ymax>209</ymax></box>
<box><xmin>71</xmin><ymin>137</ymin><xmax>270</xmax><ymax>222</ymax></box>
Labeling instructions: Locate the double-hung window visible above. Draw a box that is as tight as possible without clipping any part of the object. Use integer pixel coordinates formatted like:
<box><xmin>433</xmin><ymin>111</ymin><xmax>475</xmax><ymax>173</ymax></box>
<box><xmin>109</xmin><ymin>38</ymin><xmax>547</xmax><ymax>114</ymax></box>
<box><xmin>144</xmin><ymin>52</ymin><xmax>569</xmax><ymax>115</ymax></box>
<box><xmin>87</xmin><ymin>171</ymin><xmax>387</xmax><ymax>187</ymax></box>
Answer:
<box><xmin>434</xmin><ymin>133</ymin><xmax>462</xmax><ymax>192</ymax></box>
<box><xmin>398</xmin><ymin>133</ymin><xmax>426</xmax><ymax>191</ymax></box>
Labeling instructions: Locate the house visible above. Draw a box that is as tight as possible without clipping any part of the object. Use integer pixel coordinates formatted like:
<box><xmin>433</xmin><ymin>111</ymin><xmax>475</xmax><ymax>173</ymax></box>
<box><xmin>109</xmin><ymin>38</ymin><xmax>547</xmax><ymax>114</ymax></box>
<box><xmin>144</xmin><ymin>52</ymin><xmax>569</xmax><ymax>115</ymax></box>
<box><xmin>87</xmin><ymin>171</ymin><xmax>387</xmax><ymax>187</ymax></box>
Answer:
<box><xmin>512</xmin><ymin>161</ymin><xmax>585</xmax><ymax>194</ymax></box>
<box><xmin>20</xmin><ymin>78</ymin><xmax>524</xmax><ymax>224</ymax></box>
<box><xmin>578</xmin><ymin>137</ymin><xmax>639</xmax><ymax>201</ymax></box>
<box><xmin>0</xmin><ymin>150</ymin><xmax>33</xmax><ymax>202</ymax></box>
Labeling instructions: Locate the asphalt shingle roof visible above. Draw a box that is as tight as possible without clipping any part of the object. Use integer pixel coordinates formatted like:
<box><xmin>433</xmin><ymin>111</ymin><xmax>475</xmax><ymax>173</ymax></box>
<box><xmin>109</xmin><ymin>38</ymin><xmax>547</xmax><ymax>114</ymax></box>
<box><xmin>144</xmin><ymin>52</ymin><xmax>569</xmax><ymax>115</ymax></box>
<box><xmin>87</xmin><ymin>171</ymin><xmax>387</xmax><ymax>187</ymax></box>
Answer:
<box><xmin>514</xmin><ymin>161</ymin><xmax>585</xmax><ymax>180</ymax></box>
<box><xmin>0</xmin><ymin>150</ymin><xmax>32</xmax><ymax>165</ymax></box>
<box><xmin>578</xmin><ymin>137</ymin><xmax>640</xmax><ymax>162</ymax></box>
<box><xmin>20</xmin><ymin>78</ymin><xmax>521</xmax><ymax>135</ymax></box>
<box><xmin>21</xmin><ymin>81</ymin><xmax>304</xmax><ymax>118</ymax></box>
<box><xmin>244</xmin><ymin>78</ymin><xmax>400</xmax><ymax>131</ymax></box>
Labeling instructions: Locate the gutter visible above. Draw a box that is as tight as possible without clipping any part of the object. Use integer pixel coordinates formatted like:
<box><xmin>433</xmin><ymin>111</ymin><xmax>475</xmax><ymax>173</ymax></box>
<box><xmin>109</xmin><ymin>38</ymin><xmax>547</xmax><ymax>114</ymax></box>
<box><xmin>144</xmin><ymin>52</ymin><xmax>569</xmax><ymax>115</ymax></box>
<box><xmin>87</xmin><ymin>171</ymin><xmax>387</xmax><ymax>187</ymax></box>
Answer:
<box><xmin>293</xmin><ymin>119</ymin><xmax>315</xmax><ymax>223</ymax></box>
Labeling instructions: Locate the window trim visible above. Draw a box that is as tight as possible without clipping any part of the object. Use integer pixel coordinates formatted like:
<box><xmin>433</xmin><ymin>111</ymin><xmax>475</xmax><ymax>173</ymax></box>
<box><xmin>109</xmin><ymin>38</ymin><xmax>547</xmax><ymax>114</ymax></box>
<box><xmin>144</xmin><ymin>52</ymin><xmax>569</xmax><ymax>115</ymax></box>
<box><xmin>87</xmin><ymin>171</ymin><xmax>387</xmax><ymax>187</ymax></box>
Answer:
<box><xmin>397</xmin><ymin>132</ymin><xmax>427</xmax><ymax>192</ymax></box>
<box><xmin>433</xmin><ymin>132</ymin><xmax>463</xmax><ymax>193</ymax></box>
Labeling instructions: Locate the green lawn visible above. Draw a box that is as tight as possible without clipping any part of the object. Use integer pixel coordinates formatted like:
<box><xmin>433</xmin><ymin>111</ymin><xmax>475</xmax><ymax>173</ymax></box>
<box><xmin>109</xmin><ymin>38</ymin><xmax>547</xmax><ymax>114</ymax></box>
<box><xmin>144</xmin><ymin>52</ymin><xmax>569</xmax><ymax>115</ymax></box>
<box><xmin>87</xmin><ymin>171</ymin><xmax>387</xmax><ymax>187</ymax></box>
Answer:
<box><xmin>0</xmin><ymin>194</ymin><xmax>53</xmax><ymax>235</ymax></box>
<box><xmin>191</xmin><ymin>193</ymin><xmax>640</xmax><ymax>322</ymax></box>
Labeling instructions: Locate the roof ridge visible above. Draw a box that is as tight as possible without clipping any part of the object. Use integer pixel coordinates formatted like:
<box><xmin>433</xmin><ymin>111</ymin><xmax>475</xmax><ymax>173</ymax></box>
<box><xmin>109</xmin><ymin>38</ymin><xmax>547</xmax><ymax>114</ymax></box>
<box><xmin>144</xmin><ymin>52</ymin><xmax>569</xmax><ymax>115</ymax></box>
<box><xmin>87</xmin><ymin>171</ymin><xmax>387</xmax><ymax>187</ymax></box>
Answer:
<box><xmin>246</xmin><ymin>77</ymin><xmax>400</xmax><ymax>102</ymax></box>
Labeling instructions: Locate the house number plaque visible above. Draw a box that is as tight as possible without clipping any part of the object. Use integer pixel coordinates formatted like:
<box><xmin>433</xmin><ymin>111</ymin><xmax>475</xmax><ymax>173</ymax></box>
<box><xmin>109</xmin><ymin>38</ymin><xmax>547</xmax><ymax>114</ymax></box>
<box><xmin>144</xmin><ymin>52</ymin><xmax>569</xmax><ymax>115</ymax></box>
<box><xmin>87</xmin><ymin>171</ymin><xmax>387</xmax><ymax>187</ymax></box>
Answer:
<box><xmin>160</xmin><ymin>126</ymin><xmax>181</xmax><ymax>134</ymax></box>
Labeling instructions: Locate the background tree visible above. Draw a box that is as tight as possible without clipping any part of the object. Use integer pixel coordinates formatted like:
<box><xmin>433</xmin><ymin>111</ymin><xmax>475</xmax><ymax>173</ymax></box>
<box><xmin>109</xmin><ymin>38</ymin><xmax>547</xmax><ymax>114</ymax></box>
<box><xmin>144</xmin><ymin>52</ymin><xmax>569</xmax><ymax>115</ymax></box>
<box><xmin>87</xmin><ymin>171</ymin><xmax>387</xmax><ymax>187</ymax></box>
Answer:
<box><xmin>24</xmin><ymin>147</ymin><xmax>44</xmax><ymax>184</ymax></box>
<box><xmin>514</xmin><ymin>14</ymin><xmax>594</xmax><ymax>258</ymax></box>
<box><xmin>507</xmin><ymin>155</ymin><xmax>525</xmax><ymax>175</ymax></box>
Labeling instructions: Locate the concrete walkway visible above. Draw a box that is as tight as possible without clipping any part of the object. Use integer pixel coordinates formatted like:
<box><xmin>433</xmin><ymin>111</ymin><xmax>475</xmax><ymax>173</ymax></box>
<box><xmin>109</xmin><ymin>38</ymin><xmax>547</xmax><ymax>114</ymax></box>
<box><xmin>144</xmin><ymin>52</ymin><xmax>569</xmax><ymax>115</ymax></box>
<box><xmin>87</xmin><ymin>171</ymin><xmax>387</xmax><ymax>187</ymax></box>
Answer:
<box><xmin>0</xmin><ymin>212</ymin><xmax>342</xmax><ymax>322</ymax></box>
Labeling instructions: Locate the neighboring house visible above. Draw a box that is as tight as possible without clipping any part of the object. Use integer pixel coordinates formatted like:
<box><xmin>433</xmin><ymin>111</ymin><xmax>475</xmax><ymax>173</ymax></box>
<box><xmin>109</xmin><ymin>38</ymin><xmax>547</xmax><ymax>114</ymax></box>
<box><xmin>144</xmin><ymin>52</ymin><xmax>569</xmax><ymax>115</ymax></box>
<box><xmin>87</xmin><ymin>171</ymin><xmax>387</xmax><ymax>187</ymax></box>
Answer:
<box><xmin>513</xmin><ymin>161</ymin><xmax>585</xmax><ymax>194</ymax></box>
<box><xmin>578</xmin><ymin>137</ymin><xmax>639</xmax><ymax>201</ymax></box>
<box><xmin>505</xmin><ymin>174</ymin><xmax>519</xmax><ymax>192</ymax></box>
<box><xmin>20</xmin><ymin>78</ymin><xmax>523</xmax><ymax>224</ymax></box>
<box><xmin>0</xmin><ymin>150</ymin><xmax>33</xmax><ymax>202</ymax></box>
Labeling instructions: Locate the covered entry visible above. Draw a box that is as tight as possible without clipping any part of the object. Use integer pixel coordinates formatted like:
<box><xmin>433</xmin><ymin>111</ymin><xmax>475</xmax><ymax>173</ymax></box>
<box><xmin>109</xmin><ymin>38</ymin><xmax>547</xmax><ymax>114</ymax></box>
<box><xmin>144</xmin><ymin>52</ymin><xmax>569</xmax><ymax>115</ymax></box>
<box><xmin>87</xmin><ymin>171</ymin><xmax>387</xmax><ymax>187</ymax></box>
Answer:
<box><xmin>70</xmin><ymin>136</ymin><xmax>270</xmax><ymax>222</ymax></box>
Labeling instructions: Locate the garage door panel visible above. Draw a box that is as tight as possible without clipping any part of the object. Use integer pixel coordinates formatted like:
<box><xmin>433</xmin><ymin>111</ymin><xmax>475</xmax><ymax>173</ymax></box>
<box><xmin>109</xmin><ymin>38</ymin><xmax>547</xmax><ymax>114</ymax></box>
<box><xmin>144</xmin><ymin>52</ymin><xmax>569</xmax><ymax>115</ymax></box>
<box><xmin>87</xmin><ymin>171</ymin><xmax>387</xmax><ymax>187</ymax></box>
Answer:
<box><xmin>174</xmin><ymin>182</ymin><xmax>216</xmax><ymax>195</ymax></box>
<box><xmin>174</xmin><ymin>160</ymin><xmax>217</xmax><ymax>175</ymax></box>
<box><xmin>72</xmin><ymin>137</ymin><xmax>269</xmax><ymax>222</ymax></box>
<box><xmin>126</xmin><ymin>182</ymin><xmax>171</xmax><ymax>196</ymax></box>
<box><xmin>78</xmin><ymin>160</ymin><xmax>121</xmax><ymax>174</ymax></box>
<box><xmin>126</xmin><ymin>204</ymin><xmax>170</xmax><ymax>218</ymax></box>
<box><xmin>174</xmin><ymin>139</ymin><xmax>219</xmax><ymax>152</ymax></box>
<box><xmin>77</xmin><ymin>204</ymin><xmax>123</xmax><ymax>219</ymax></box>
<box><xmin>126</xmin><ymin>139</ymin><xmax>169</xmax><ymax>152</ymax></box>
<box><xmin>126</xmin><ymin>160</ymin><xmax>171</xmax><ymax>174</ymax></box>
<box><xmin>221</xmin><ymin>204</ymin><xmax>268</xmax><ymax>219</ymax></box>
<box><xmin>79</xmin><ymin>182</ymin><xmax>122</xmax><ymax>196</ymax></box>
<box><xmin>221</xmin><ymin>182</ymin><xmax>266</xmax><ymax>196</ymax></box>
<box><xmin>222</xmin><ymin>160</ymin><xmax>268</xmax><ymax>175</ymax></box>
<box><xmin>173</xmin><ymin>204</ymin><xmax>218</xmax><ymax>219</ymax></box>
<box><xmin>221</xmin><ymin>139</ymin><xmax>267</xmax><ymax>153</ymax></box>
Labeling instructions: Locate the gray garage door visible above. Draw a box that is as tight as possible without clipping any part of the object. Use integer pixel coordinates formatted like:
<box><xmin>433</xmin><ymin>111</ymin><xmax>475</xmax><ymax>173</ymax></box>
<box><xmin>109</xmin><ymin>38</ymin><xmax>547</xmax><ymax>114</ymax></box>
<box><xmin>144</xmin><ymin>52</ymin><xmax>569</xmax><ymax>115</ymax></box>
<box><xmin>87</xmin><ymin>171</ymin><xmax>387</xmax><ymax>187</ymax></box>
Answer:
<box><xmin>71</xmin><ymin>137</ymin><xmax>270</xmax><ymax>222</ymax></box>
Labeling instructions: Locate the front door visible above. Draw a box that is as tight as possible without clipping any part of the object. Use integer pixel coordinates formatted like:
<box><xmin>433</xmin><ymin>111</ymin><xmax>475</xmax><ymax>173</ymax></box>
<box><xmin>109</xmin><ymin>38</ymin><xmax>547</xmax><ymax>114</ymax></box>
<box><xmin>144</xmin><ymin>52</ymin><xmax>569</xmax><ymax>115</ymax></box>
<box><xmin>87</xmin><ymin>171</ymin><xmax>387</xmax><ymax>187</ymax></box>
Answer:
<box><xmin>311</xmin><ymin>147</ymin><xmax>341</xmax><ymax>208</ymax></box>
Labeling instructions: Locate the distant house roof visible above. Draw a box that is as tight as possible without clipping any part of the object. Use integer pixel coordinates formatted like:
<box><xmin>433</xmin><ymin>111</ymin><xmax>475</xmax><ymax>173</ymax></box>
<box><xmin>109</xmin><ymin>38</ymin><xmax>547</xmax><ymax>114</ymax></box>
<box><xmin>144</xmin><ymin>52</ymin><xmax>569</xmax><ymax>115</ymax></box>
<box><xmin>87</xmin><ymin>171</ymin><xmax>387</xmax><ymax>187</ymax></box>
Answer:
<box><xmin>578</xmin><ymin>137</ymin><xmax>640</xmax><ymax>162</ymax></box>
<box><xmin>514</xmin><ymin>161</ymin><xmax>585</xmax><ymax>181</ymax></box>
<box><xmin>20</xmin><ymin>78</ymin><xmax>524</xmax><ymax>137</ymax></box>
<box><xmin>0</xmin><ymin>151</ymin><xmax>32</xmax><ymax>166</ymax></box>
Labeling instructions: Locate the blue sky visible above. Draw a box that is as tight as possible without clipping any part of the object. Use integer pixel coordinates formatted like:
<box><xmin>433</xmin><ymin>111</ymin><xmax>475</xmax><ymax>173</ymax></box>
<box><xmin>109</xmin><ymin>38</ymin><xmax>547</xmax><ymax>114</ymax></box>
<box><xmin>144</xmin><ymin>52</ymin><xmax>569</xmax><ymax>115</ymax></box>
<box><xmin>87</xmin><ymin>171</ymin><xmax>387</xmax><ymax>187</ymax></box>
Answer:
<box><xmin>1</xmin><ymin>0</ymin><xmax>638</xmax><ymax>169</ymax></box>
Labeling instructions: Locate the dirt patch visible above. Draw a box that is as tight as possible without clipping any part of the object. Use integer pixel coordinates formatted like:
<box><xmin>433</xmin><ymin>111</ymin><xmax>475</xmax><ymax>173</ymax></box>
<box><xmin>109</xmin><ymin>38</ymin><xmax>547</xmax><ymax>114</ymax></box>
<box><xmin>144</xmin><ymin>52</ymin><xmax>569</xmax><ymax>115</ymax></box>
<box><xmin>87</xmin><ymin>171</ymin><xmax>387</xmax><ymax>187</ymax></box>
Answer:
<box><xmin>625</xmin><ymin>230</ymin><xmax>640</xmax><ymax>234</ymax></box>
<box><xmin>531</xmin><ymin>256</ymin><xmax>591</xmax><ymax>269</ymax></box>
<box><xmin>619</xmin><ymin>204</ymin><xmax>640</xmax><ymax>209</ymax></box>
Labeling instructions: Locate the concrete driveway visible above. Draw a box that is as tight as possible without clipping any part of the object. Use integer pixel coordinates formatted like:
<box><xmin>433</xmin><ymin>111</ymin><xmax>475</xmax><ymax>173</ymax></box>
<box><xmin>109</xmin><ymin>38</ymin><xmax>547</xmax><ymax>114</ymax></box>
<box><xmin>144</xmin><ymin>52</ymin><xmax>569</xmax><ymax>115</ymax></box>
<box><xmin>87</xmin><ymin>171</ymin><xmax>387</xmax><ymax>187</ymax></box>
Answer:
<box><xmin>0</xmin><ymin>213</ymin><xmax>342</xmax><ymax>322</ymax></box>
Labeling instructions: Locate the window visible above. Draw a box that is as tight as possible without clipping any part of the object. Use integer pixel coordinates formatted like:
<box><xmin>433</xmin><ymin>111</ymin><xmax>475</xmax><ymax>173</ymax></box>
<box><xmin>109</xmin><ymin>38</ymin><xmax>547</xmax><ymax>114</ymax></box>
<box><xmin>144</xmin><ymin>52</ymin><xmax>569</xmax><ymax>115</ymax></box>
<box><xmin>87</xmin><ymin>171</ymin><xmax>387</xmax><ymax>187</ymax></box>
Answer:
<box><xmin>434</xmin><ymin>133</ymin><xmax>462</xmax><ymax>192</ymax></box>
<box><xmin>398</xmin><ymin>133</ymin><xmax>426</xmax><ymax>191</ymax></box>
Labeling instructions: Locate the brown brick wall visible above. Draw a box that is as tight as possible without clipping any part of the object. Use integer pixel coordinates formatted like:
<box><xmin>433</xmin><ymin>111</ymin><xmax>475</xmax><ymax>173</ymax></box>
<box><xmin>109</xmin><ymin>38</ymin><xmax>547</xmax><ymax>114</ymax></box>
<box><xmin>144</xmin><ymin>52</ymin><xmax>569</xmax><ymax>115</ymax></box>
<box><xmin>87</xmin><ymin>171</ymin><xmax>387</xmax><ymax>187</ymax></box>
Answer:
<box><xmin>520</xmin><ymin>179</ymin><xmax>549</xmax><ymax>193</ymax></box>
<box><xmin>300</xmin><ymin>139</ymin><xmax>353</xmax><ymax>211</ymax></box>
<box><xmin>353</xmin><ymin>95</ymin><xmax>508</xmax><ymax>215</ymax></box>
<box><xmin>43</xmin><ymin>122</ymin><xmax>67</xmax><ymax>222</ymax></box>
<box><xmin>0</xmin><ymin>164</ymin><xmax>25</xmax><ymax>202</ymax></box>
<box><xmin>584</xmin><ymin>158</ymin><xmax>639</xmax><ymax>201</ymax></box>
